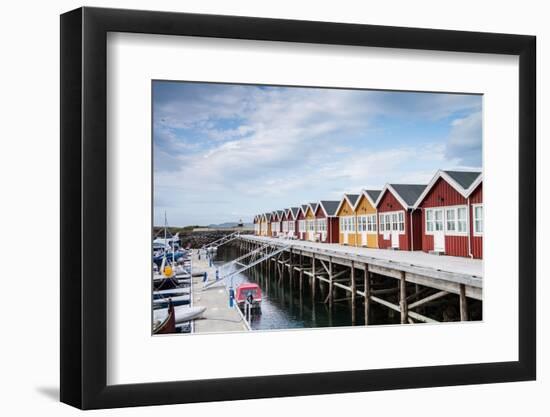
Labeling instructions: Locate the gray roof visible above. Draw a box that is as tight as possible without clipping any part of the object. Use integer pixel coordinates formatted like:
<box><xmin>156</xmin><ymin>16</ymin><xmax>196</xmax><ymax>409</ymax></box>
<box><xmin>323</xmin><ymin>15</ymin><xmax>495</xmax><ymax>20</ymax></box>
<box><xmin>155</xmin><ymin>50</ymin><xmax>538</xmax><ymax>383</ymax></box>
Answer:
<box><xmin>365</xmin><ymin>190</ymin><xmax>381</xmax><ymax>203</ymax></box>
<box><xmin>301</xmin><ymin>204</ymin><xmax>309</xmax><ymax>212</ymax></box>
<box><xmin>390</xmin><ymin>184</ymin><xmax>427</xmax><ymax>207</ymax></box>
<box><xmin>277</xmin><ymin>210</ymin><xmax>285</xmax><ymax>218</ymax></box>
<box><xmin>443</xmin><ymin>170</ymin><xmax>481</xmax><ymax>190</ymax></box>
<box><xmin>345</xmin><ymin>194</ymin><xmax>360</xmax><ymax>206</ymax></box>
<box><xmin>320</xmin><ymin>200</ymin><xmax>340</xmax><ymax>216</ymax></box>
<box><xmin>290</xmin><ymin>207</ymin><xmax>301</xmax><ymax>218</ymax></box>
<box><xmin>309</xmin><ymin>202</ymin><xmax>319</xmax><ymax>213</ymax></box>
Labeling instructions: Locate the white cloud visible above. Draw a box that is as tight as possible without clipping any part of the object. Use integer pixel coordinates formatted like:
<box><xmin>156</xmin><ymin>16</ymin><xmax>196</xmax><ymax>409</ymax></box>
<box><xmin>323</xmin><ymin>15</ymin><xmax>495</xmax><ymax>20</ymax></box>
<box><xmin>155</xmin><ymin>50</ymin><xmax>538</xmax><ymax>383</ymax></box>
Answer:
<box><xmin>153</xmin><ymin>84</ymin><xmax>481</xmax><ymax>225</ymax></box>
<box><xmin>444</xmin><ymin>111</ymin><xmax>482</xmax><ymax>166</ymax></box>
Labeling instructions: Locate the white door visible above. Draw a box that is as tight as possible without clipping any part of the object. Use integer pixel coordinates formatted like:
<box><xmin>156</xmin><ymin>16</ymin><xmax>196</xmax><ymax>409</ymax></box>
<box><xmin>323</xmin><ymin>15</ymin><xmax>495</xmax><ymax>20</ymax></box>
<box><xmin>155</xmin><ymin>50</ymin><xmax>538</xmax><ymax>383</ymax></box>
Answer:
<box><xmin>391</xmin><ymin>230</ymin><xmax>399</xmax><ymax>248</ymax></box>
<box><xmin>391</xmin><ymin>213</ymin><xmax>399</xmax><ymax>248</ymax></box>
<box><xmin>433</xmin><ymin>209</ymin><xmax>445</xmax><ymax>252</ymax></box>
<box><xmin>344</xmin><ymin>232</ymin><xmax>349</xmax><ymax>244</ymax></box>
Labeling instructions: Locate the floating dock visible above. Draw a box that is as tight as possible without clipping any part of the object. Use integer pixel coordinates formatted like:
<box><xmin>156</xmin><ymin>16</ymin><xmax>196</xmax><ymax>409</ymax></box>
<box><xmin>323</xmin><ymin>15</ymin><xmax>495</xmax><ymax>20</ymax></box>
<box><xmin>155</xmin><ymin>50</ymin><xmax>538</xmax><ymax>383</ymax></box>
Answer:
<box><xmin>191</xmin><ymin>250</ymin><xmax>249</xmax><ymax>333</ymax></box>
<box><xmin>235</xmin><ymin>235</ymin><xmax>483</xmax><ymax>324</ymax></box>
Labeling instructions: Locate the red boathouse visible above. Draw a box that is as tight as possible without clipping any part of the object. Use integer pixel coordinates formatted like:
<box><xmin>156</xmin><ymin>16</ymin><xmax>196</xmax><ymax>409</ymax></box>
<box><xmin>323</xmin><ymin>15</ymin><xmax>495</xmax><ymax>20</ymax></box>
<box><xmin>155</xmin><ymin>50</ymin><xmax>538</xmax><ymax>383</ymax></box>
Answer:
<box><xmin>413</xmin><ymin>170</ymin><xmax>482</xmax><ymax>259</ymax></box>
<box><xmin>314</xmin><ymin>200</ymin><xmax>340</xmax><ymax>243</ymax></box>
<box><xmin>375</xmin><ymin>184</ymin><xmax>426</xmax><ymax>251</ymax></box>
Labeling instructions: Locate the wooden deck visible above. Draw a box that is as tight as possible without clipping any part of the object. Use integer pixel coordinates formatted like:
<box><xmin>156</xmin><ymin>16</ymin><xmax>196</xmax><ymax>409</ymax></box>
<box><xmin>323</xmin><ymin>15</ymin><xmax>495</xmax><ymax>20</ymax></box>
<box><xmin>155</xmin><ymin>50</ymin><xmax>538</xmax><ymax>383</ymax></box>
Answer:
<box><xmin>237</xmin><ymin>235</ymin><xmax>483</xmax><ymax>324</ymax></box>
<box><xmin>191</xmin><ymin>251</ymin><xmax>249</xmax><ymax>334</ymax></box>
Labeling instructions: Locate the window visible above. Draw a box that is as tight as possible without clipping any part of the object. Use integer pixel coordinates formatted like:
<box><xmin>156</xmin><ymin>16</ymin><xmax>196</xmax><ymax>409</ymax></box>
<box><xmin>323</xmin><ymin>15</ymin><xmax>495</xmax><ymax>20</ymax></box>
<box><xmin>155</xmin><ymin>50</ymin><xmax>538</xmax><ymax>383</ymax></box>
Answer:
<box><xmin>434</xmin><ymin>210</ymin><xmax>443</xmax><ymax>231</ymax></box>
<box><xmin>426</xmin><ymin>209</ymin><xmax>434</xmax><ymax>232</ymax></box>
<box><xmin>426</xmin><ymin>206</ymin><xmax>468</xmax><ymax>235</ymax></box>
<box><xmin>446</xmin><ymin>209</ymin><xmax>456</xmax><ymax>231</ymax></box>
<box><xmin>366</xmin><ymin>214</ymin><xmax>377</xmax><ymax>232</ymax></box>
<box><xmin>473</xmin><ymin>204</ymin><xmax>483</xmax><ymax>235</ymax></box>
<box><xmin>380</xmin><ymin>211</ymin><xmax>405</xmax><ymax>234</ymax></box>
<box><xmin>457</xmin><ymin>207</ymin><xmax>467</xmax><ymax>233</ymax></box>
<box><xmin>288</xmin><ymin>221</ymin><xmax>295</xmax><ymax>232</ymax></box>
<box><xmin>357</xmin><ymin>215</ymin><xmax>367</xmax><ymax>232</ymax></box>
<box><xmin>385</xmin><ymin>214</ymin><xmax>391</xmax><ymax>231</ymax></box>
<box><xmin>282</xmin><ymin>221</ymin><xmax>289</xmax><ymax>232</ymax></box>
<box><xmin>299</xmin><ymin>220</ymin><xmax>305</xmax><ymax>232</ymax></box>
<box><xmin>317</xmin><ymin>218</ymin><xmax>327</xmax><ymax>232</ymax></box>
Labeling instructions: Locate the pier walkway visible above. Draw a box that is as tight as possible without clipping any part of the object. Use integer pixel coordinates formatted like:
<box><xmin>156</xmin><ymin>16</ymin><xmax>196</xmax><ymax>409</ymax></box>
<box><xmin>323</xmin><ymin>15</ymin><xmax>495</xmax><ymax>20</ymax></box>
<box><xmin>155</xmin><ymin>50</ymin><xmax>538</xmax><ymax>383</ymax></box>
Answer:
<box><xmin>236</xmin><ymin>235</ymin><xmax>483</xmax><ymax>324</ymax></box>
<box><xmin>191</xmin><ymin>251</ymin><xmax>249</xmax><ymax>334</ymax></box>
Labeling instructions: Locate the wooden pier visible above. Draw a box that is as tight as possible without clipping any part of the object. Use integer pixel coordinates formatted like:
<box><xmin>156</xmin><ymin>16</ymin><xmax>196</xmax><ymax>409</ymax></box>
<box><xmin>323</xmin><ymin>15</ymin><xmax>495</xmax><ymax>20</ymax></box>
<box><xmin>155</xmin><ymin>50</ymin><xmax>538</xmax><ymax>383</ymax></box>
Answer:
<box><xmin>191</xmin><ymin>251</ymin><xmax>249</xmax><ymax>333</ymax></box>
<box><xmin>234</xmin><ymin>235</ymin><xmax>483</xmax><ymax>324</ymax></box>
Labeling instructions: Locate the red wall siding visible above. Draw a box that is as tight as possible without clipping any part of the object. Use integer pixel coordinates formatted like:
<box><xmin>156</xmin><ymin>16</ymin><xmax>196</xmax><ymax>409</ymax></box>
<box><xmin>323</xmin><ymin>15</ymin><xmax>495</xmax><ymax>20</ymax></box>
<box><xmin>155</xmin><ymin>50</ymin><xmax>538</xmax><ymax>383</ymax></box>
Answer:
<box><xmin>470</xmin><ymin>184</ymin><xmax>483</xmax><ymax>259</ymax></box>
<box><xmin>327</xmin><ymin>217</ymin><xmax>340</xmax><ymax>244</ymax></box>
<box><xmin>418</xmin><ymin>178</ymin><xmax>469</xmax><ymax>256</ymax></box>
<box><xmin>297</xmin><ymin>210</ymin><xmax>306</xmax><ymax>240</ymax></box>
<box><xmin>421</xmin><ymin>178</ymin><xmax>467</xmax><ymax>208</ymax></box>
<box><xmin>377</xmin><ymin>190</ymin><xmax>411</xmax><ymax>251</ymax></box>
<box><xmin>315</xmin><ymin>207</ymin><xmax>337</xmax><ymax>244</ymax></box>
<box><xmin>411</xmin><ymin>210</ymin><xmax>422</xmax><ymax>250</ymax></box>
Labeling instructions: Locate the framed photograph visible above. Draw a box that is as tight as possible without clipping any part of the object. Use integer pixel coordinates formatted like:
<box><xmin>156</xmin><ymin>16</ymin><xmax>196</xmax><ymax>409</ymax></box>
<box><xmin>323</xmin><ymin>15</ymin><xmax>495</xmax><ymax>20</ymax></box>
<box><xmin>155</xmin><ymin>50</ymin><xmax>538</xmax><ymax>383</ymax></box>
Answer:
<box><xmin>60</xmin><ymin>7</ymin><xmax>536</xmax><ymax>409</ymax></box>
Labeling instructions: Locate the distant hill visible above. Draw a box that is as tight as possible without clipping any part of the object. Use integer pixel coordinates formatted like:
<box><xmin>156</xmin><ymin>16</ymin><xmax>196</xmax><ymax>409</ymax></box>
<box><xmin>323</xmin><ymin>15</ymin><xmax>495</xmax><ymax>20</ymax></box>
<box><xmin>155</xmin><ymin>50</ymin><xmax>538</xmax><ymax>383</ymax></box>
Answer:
<box><xmin>207</xmin><ymin>222</ymin><xmax>254</xmax><ymax>229</ymax></box>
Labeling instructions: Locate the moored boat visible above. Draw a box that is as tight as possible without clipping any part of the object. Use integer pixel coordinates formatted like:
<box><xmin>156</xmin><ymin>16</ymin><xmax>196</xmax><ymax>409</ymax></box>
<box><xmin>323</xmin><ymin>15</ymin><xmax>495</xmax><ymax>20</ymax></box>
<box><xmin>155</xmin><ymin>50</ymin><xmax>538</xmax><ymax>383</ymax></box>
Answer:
<box><xmin>153</xmin><ymin>300</ymin><xmax>176</xmax><ymax>334</ymax></box>
<box><xmin>154</xmin><ymin>305</ymin><xmax>207</xmax><ymax>324</ymax></box>
<box><xmin>235</xmin><ymin>283</ymin><xmax>262</xmax><ymax>309</ymax></box>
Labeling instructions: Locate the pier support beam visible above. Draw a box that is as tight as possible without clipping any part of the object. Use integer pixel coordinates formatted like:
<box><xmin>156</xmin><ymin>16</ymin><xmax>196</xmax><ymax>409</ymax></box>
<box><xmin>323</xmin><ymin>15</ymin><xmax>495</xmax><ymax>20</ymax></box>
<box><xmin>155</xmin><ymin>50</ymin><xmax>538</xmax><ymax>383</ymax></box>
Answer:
<box><xmin>311</xmin><ymin>253</ymin><xmax>316</xmax><ymax>300</ymax></box>
<box><xmin>400</xmin><ymin>271</ymin><xmax>408</xmax><ymax>324</ymax></box>
<box><xmin>364</xmin><ymin>264</ymin><xmax>371</xmax><ymax>325</ymax></box>
<box><xmin>459</xmin><ymin>284</ymin><xmax>469</xmax><ymax>321</ymax></box>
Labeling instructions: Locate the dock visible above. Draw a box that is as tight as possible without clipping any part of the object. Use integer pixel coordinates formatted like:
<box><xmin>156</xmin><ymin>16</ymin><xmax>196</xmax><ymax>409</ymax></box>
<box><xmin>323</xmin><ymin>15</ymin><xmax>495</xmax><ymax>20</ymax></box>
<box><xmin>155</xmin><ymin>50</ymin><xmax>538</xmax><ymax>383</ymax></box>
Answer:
<box><xmin>233</xmin><ymin>235</ymin><xmax>483</xmax><ymax>324</ymax></box>
<box><xmin>191</xmin><ymin>250</ymin><xmax>249</xmax><ymax>333</ymax></box>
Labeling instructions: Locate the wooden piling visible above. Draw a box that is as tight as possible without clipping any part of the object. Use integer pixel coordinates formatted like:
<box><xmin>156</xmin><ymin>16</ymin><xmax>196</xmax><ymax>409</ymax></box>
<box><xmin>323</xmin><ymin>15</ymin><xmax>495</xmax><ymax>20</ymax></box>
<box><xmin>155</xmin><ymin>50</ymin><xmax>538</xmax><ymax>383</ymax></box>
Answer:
<box><xmin>459</xmin><ymin>284</ymin><xmax>469</xmax><ymax>321</ymax></box>
<box><xmin>400</xmin><ymin>271</ymin><xmax>408</xmax><ymax>324</ymax></box>
<box><xmin>364</xmin><ymin>264</ymin><xmax>371</xmax><ymax>325</ymax></box>
<box><xmin>312</xmin><ymin>253</ymin><xmax>316</xmax><ymax>300</ymax></box>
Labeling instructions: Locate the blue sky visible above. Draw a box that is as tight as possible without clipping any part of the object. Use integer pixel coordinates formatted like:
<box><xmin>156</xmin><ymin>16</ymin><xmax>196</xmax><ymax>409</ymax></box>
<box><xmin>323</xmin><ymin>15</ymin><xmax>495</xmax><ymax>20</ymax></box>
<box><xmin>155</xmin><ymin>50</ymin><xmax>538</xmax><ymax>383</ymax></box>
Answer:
<box><xmin>153</xmin><ymin>81</ymin><xmax>482</xmax><ymax>226</ymax></box>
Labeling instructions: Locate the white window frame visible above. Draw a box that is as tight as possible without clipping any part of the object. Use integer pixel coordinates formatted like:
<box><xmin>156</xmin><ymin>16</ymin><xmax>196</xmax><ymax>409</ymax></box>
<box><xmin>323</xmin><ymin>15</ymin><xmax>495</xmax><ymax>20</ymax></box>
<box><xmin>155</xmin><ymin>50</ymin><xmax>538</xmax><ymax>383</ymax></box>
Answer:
<box><xmin>317</xmin><ymin>218</ymin><xmax>327</xmax><ymax>232</ymax></box>
<box><xmin>472</xmin><ymin>204</ymin><xmax>483</xmax><ymax>236</ymax></box>
<box><xmin>298</xmin><ymin>219</ymin><xmax>305</xmax><ymax>232</ymax></box>
<box><xmin>366</xmin><ymin>214</ymin><xmax>377</xmax><ymax>233</ymax></box>
<box><xmin>379</xmin><ymin>210</ymin><xmax>405</xmax><ymax>235</ymax></box>
<box><xmin>340</xmin><ymin>215</ymin><xmax>355</xmax><ymax>232</ymax></box>
<box><xmin>288</xmin><ymin>221</ymin><xmax>295</xmax><ymax>232</ymax></box>
<box><xmin>425</xmin><ymin>205</ymin><xmax>468</xmax><ymax>236</ymax></box>
<box><xmin>282</xmin><ymin>220</ymin><xmax>289</xmax><ymax>232</ymax></box>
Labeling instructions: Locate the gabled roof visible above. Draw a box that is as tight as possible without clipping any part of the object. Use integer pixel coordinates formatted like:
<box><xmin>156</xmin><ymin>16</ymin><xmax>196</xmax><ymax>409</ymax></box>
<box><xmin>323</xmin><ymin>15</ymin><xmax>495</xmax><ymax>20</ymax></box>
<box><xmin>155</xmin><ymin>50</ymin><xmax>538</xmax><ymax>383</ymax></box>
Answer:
<box><xmin>346</xmin><ymin>194</ymin><xmax>360</xmax><ymax>207</ymax></box>
<box><xmin>444</xmin><ymin>170</ymin><xmax>481</xmax><ymax>190</ymax></box>
<box><xmin>335</xmin><ymin>193</ymin><xmax>361</xmax><ymax>215</ymax></box>
<box><xmin>262</xmin><ymin>212</ymin><xmax>272</xmax><ymax>221</ymax></box>
<box><xmin>300</xmin><ymin>204</ymin><xmax>309</xmax><ymax>215</ymax></box>
<box><xmin>276</xmin><ymin>209</ymin><xmax>285</xmax><ymax>220</ymax></box>
<box><xmin>317</xmin><ymin>200</ymin><xmax>341</xmax><ymax>217</ymax></box>
<box><xmin>354</xmin><ymin>189</ymin><xmax>381</xmax><ymax>210</ymax></box>
<box><xmin>413</xmin><ymin>170</ymin><xmax>482</xmax><ymax>208</ymax></box>
<box><xmin>308</xmin><ymin>202</ymin><xmax>319</xmax><ymax>214</ymax></box>
<box><xmin>290</xmin><ymin>207</ymin><xmax>301</xmax><ymax>219</ymax></box>
<box><xmin>375</xmin><ymin>184</ymin><xmax>427</xmax><ymax>209</ymax></box>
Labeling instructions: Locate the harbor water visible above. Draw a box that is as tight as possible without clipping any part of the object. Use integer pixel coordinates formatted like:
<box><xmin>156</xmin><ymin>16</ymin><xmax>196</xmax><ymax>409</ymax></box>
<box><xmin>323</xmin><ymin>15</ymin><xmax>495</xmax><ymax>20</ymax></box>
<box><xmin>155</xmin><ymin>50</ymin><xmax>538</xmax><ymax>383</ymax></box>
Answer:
<box><xmin>213</xmin><ymin>245</ymin><xmax>398</xmax><ymax>331</ymax></box>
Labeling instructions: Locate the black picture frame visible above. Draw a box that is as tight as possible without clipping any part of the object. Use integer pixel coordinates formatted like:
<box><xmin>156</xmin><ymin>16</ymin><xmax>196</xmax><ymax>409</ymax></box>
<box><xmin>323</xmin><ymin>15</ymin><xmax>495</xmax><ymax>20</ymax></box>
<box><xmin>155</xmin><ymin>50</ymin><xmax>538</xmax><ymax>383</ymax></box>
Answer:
<box><xmin>60</xmin><ymin>6</ymin><xmax>536</xmax><ymax>410</ymax></box>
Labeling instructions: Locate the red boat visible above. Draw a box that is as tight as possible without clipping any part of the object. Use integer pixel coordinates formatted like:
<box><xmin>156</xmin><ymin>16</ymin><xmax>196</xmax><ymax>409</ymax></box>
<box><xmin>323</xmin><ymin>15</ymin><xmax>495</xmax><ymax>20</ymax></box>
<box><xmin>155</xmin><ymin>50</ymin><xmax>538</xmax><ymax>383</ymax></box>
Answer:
<box><xmin>235</xmin><ymin>283</ymin><xmax>262</xmax><ymax>308</ymax></box>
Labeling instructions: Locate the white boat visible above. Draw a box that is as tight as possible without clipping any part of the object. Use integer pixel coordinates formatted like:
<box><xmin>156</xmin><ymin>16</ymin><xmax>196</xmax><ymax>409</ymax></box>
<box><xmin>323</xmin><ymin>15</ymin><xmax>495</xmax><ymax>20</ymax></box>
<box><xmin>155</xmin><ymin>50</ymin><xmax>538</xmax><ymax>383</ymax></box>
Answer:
<box><xmin>154</xmin><ymin>305</ymin><xmax>206</xmax><ymax>324</ymax></box>
<box><xmin>154</xmin><ymin>288</ymin><xmax>190</xmax><ymax>296</ymax></box>
<box><xmin>153</xmin><ymin>294</ymin><xmax>190</xmax><ymax>308</ymax></box>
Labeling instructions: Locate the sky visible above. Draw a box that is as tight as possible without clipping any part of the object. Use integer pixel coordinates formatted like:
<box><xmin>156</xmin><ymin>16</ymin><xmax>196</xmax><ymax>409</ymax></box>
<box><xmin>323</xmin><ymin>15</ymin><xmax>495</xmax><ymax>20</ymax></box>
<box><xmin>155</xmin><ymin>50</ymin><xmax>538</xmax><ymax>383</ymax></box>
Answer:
<box><xmin>153</xmin><ymin>81</ymin><xmax>482</xmax><ymax>227</ymax></box>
